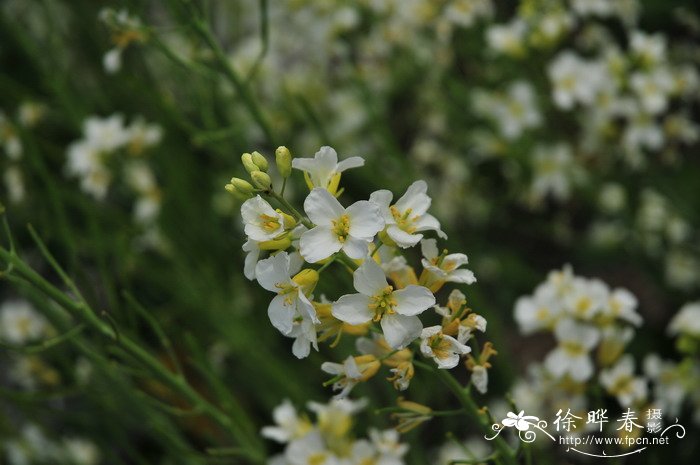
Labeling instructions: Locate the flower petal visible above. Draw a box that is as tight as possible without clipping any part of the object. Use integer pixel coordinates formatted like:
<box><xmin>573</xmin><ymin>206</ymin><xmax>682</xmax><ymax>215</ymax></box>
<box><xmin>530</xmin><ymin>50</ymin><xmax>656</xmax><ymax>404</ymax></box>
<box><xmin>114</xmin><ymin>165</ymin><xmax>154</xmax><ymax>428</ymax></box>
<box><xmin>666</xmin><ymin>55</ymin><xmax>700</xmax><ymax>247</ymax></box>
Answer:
<box><xmin>381</xmin><ymin>314</ymin><xmax>422</xmax><ymax>349</ymax></box>
<box><xmin>336</xmin><ymin>156</ymin><xmax>365</xmax><ymax>172</ymax></box>
<box><xmin>268</xmin><ymin>294</ymin><xmax>294</xmax><ymax>335</ymax></box>
<box><xmin>304</xmin><ymin>188</ymin><xmax>344</xmax><ymax>226</ymax></box>
<box><xmin>299</xmin><ymin>226</ymin><xmax>341</xmax><ymax>263</ymax></box>
<box><xmin>255</xmin><ymin>252</ymin><xmax>291</xmax><ymax>292</ymax></box>
<box><xmin>447</xmin><ymin>269</ymin><xmax>477</xmax><ymax>285</ymax></box>
<box><xmin>346</xmin><ymin>200</ymin><xmax>384</xmax><ymax>238</ymax></box>
<box><xmin>342</xmin><ymin>236</ymin><xmax>370</xmax><ymax>260</ymax></box>
<box><xmin>332</xmin><ymin>293</ymin><xmax>373</xmax><ymax>325</ymax></box>
<box><xmin>353</xmin><ymin>259</ymin><xmax>388</xmax><ymax>296</ymax></box>
<box><xmin>395</xmin><ymin>181</ymin><xmax>431</xmax><ymax>216</ymax></box>
<box><xmin>420</xmin><ymin>239</ymin><xmax>439</xmax><ymax>260</ymax></box>
<box><xmin>387</xmin><ymin>226</ymin><xmax>422</xmax><ymax>248</ymax></box>
<box><xmin>393</xmin><ymin>285</ymin><xmax>435</xmax><ymax>316</ymax></box>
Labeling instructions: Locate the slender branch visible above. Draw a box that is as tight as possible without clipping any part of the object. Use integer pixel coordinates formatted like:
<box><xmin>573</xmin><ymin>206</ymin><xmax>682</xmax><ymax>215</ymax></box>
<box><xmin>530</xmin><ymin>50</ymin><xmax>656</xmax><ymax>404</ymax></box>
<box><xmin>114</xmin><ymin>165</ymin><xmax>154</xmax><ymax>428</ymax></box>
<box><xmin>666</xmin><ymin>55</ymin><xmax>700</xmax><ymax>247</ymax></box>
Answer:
<box><xmin>413</xmin><ymin>360</ymin><xmax>517</xmax><ymax>465</ymax></box>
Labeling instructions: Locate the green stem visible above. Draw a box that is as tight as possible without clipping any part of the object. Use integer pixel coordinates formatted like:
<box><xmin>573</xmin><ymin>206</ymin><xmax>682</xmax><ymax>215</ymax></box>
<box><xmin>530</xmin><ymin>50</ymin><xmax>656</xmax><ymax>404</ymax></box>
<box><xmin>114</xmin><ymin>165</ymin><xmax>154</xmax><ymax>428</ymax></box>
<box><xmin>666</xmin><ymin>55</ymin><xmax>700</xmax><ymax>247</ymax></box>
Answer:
<box><xmin>268</xmin><ymin>191</ymin><xmax>313</xmax><ymax>229</ymax></box>
<box><xmin>413</xmin><ymin>360</ymin><xmax>517</xmax><ymax>465</ymax></box>
<box><xmin>181</xmin><ymin>1</ymin><xmax>276</xmax><ymax>146</ymax></box>
<box><xmin>0</xmin><ymin>246</ymin><xmax>265</xmax><ymax>463</ymax></box>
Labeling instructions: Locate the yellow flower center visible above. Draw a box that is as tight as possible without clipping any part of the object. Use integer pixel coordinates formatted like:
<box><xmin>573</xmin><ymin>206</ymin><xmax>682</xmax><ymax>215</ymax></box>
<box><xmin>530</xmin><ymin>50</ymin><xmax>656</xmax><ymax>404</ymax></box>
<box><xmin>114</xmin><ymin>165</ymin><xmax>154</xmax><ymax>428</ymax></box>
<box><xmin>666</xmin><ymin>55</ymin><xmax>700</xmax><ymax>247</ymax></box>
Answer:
<box><xmin>308</xmin><ymin>452</ymin><xmax>328</xmax><ymax>465</ymax></box>
<box><xmin>368</xmin><ymin>285</ymin><xmax>397</xmax><ymax>321</ymax></box>
<box><xmin>331</xmin><ymin>214</ymin><xmax>351</xmax><ymax>242</ymax></box>
<box><xmin>429</xmin><ymin>333</ymin><xmax>453</xmax><ymax>360</ymax></box>
<box><xmin>561</xmin><ymin>341</ymin><xmax>586</xmax><ymax>356</ymax></box>
<box><xmin>260</xmin><ymin>213</ymin><xmax>281</xmax><ymax>233</ymax></box>
<box><xmin>390</xmin><ymin>206</ymin><xmax>417</xmax><ymax>233</ymax></box>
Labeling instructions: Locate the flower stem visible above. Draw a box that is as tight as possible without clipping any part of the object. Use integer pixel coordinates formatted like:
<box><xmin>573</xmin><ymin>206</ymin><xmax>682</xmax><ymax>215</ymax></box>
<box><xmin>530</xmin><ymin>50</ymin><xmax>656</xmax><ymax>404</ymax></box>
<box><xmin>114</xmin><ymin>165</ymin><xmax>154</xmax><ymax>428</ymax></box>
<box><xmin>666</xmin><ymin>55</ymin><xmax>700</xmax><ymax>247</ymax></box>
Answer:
<box><xmin>414</xmin><ymin>360</ymin><xmax>517</xmax><ymax>465</ymax></box>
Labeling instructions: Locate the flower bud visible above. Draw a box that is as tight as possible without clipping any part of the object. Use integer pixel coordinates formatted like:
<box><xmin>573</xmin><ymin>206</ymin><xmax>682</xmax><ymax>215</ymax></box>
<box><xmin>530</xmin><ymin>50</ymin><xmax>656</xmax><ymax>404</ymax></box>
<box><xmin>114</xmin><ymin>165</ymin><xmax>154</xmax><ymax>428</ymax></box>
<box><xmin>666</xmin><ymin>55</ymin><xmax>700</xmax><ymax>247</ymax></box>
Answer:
<box><xmin>250</xmin><ymin>171</ymin><xmax>272</xmax><ymax>190</ymax></box>
<box><xmin>293</xmin><ymin>269</ymin><xmax>319</xmax><ymax>295</ymax></box>
<box><xmin>258</xmin><ymin>237</ymin><xmax>292</xmax><ymax>251</ymax></box>
<box><xmin>229</xmin><ymin>177</ymin><xmax>255</xmax><ymax>195</ymax></box>
<box><xmin>241</xmin><ymin>153</ymin><xmax>259</xmax><ymax>173</ymax></box>
<box><xmin>274</xmin><ymin>209</ymin><xmax>296</xmax><ymax>229</ymax></box>
<box><xmin>251</xmin><ymin>151</ymin><xmax>268</xmax><ymax>172</ymax></box>
<box><xmin>354</xmin><ymin>354</ymin><xmax>381</xmax><ymax>382</ymax></box>
<box><xmin>275</xmin><ymin>146</ymin><xmax>292</xmax><ymax>178</ymax></box>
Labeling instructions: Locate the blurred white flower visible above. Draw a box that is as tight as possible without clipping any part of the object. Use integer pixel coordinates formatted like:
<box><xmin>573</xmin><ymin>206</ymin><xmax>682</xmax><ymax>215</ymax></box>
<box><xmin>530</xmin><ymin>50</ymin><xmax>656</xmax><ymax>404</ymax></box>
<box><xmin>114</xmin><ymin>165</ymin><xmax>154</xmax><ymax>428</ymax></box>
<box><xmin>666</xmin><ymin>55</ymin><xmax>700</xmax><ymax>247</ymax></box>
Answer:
<box><xmin>599</xmin><ymin>355</ymin><xmax>647</xmax><ymax>407</ymax></box>
<box><xmin>261</xmin><ymin>399</ymin><xmax>313</xmax><ymax>443</ymax></box>
<box><xmin>667</xmin><ymin>301</ymin><xmax>700</xmax><ymax>338</ymax></box>
<box><xmin>0</xmin><ymin>300</ymin><xmax>49</xmax><ymax>345</ymax></box>
<box><xmin>544</xmin><ymin>319</ymin><xmax>600</xmax><ymax>381</ymax></box>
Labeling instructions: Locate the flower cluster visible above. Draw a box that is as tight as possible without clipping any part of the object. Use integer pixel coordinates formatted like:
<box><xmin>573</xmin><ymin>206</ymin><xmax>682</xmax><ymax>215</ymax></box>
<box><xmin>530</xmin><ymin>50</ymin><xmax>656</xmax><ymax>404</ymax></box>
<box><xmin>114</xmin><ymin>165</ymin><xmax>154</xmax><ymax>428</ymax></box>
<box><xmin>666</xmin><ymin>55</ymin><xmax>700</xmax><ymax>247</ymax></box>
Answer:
<box><xmin>512</xmin><ymin>266</ymin><xmax>647</xmax><ymax>415</ymax></box>
<box><xmin>229</xmin><ymin>145</ymin><xmax>491</xmax><ymax>399</ymax></box>
<box><xmin>263</xmin><ymin>398</ymin><xmax>408</xmax><ymax>465</ymax></box>
<box><xmin>644</xmin><ymin>302</ymin><xmax>700</xmax><ymax>424</ymax></box>
<box><xmin>65</xmin><ymin>114</ymin><xmax>163</xmax><ymax>231</ymax></box>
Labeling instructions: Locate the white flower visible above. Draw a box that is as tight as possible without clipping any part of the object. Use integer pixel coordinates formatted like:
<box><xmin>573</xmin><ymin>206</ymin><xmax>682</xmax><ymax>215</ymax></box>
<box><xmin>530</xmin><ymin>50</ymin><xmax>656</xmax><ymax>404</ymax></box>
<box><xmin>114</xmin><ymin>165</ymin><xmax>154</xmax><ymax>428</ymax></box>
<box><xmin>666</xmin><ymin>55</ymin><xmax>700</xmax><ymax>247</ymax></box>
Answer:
<box><xmin>667</xmin><ymin>301</ymin><xmax>700</xmax><ymax>338</ymax></box>
<box><xmin>83</xmin><ymin>114</ymin><xmax>129</xmax><ymax>152</ymax></box>
<box><xmin>300</xmin><ymin>188</ymin><xmax>383</xmax><ymax>262</ymax></box>
<box><xmin>255</xmin><ymin>252</ymin><xmax>318</xmax><ymax>335</ymax></box>
<box><xmin>62</xmin><ymin>439</ymin><xmax>100</xmax><ymax>465</ymax></box>
<box><xmin>285</xmin><ymin>430</ymin><xmax>339</xmax><ymax>465</ymax></box>
<box><xmin>241</xmin><ymin>196</ymin><xmax>286</xmax><ymax>241</ymax></box>
<box><xmin>513</xmin><ymin>291</ymin><xmax>561</xmax><ymax>335</ymax></box>
<box><xmin>320</xmin><ymin>356</ymin><xmax>376</xmax><ymax>399</ymax></box>
<box><xmin>607</xmin><ymin>288</ymin><xmax>642</xmax><ymax>326</ymax></box>
<box><xmin>125</xmin><ymin>118</ymin><xmax>163</xmax><ymax>153</ymax></box>
<box><xmin>644</xmin><ymin>354</ymin><xmax>687</xmax><ymax>417</ymax></box>
<box><xmin>288</xmin><ymin>319</ymin><xmax>319</xmax><ymax>359</ymax></box>
<box><xmin>530</xmin><ymin>143</ymin><xmax>582</xmax><ymax>202</ymax></box>
<box><xmin>486</xmin><ymin>19</ymin><xmax>527</xmax><ymax>57</ymax></box>
<box><xmin>600</xmin><ymin>355</ymin><xmax>647</xmax><ymax>407</ymax></box>
<box><xmin>291</xmin><ymin>146</ymin><xmax>364</xmax><ymax>192</ymax></box>
<box><xmin>103</xmin><ymin>48</ymin><xmax>122</xmax><ymax>74</ymax></box>
<box><xmin>332</xmin><ymin>259</ymin><xmax>435</xmax><ymax>349</ymax></box>
<box><xmin>630</xmin><ymin>69</ymin><xmax>674</xmax><ymax>115</ymax></box>
<box><xmin>630</xmin><ymin>31</ymin><xmax>666</xmax><ymax>68</ymax></box>
<box><xmin>544</xmin><ymin>319</ymin><xmax>600</xmax><ymax>382</ymax></box>
<box><xmin>444</xmin><ymin>0</ymin><xmax>493</xmax><ymax>28</ymax></box>
<box><xmin>419</xmin><ymin>325</ymin><xmax>470</xmax><ymax>369</ymax></box>
<box><xmin>370</xmin><ymin>428</ymin><xmax>408</xmax><ymax>465</ymax></box>
<box><xmin>261</xmin><ymin>399</ymin><xmax>312</xmax><ymax>443</ymax></box>
<box><xmin>420</xmin><ymin>239</ymin><xmax>476</xmax><ymax>285</ymax></box>
<box><xmin>65</xmin><ymin>141</ymin><xmax>111</xmax><ymax>200</ymax></box>
<box><xmin>4</xmin><ymin>166</ymin><xmax>25</xmax><ymax>204</ymax></box>
<box><xmin>0</xmin><ymin>300</ymin><xmax>49</xmax><ymax>345</ymax></box>
<box><xmin>370</xmin><ymin>181</ymin><xmax>446</xmax><ymax>248</ymax></box>
<box><xmin>0</xmin><ymin>111</ymin><xmax>22</xmax><ymax>160</ymax></box>
<box><xmin>471</xmin><ymin>365</ymin><xmax>489</xmax><ymax>394</ymax></box>
<box><xmin>242</xmin><ymin>239</ymin><xmax>260</xmax><ymax>281</ymax></box>
<box><xmin>548</xmin><ymin>52</ymin><xmax>608</xmax><ymax>109</ymax></box>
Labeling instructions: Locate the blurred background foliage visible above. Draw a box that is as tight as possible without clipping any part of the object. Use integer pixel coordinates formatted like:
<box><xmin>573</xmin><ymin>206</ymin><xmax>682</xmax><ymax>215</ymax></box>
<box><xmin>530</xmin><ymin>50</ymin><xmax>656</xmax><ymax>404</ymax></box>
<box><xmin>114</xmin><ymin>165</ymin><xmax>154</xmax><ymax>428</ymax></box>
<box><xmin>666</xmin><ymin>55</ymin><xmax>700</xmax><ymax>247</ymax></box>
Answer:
<box><xmin>0</xmin><ymin>0</ymin><xmax>699</xmax><ymax>464</ymax></box>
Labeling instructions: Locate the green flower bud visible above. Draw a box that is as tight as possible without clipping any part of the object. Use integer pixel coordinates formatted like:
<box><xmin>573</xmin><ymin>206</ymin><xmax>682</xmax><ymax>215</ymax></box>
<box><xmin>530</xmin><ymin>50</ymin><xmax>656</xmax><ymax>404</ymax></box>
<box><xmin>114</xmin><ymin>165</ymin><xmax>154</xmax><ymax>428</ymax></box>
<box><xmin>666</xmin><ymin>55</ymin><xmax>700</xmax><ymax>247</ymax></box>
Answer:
<box><xmin>241</xmin><ymin>153</ymin><xmax>259</xmax><ymax>173</ymax></box>
<box><xmin>230</xmin><ymin>177</ymin><xmax>255</xmax><ymax>194</ymax></box>
<box><xmin>275</xmin><ymin>146</ymin><xmax>293</xmax><ymax>178</ymax></box>
<box><xmin>251</xmin><ymin>151</ymin><xmax>269</xmax><ymax>172</ymax></box>
<box><xmin>251</xmin><ymin>170</ymin><xmax>272</xmax><ymax>190</ymax></box>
